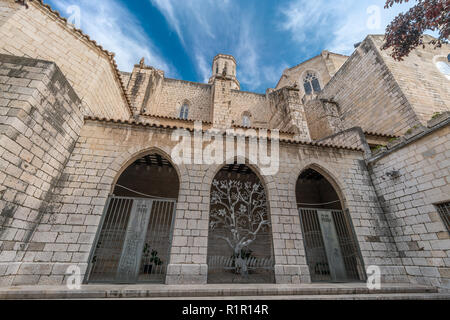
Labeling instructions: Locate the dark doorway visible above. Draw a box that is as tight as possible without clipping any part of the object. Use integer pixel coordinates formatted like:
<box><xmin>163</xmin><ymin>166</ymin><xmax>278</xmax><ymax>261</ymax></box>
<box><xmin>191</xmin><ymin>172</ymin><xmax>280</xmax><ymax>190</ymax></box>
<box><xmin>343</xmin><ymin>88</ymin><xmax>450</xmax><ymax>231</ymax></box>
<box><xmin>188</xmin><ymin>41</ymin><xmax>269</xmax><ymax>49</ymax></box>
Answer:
<box><xmin>86</xmin><ymin>153</ymin><xmax>179</xmax><ymax>284</ymax></box>
<box><xmin>296</xmin><ymin>168</ymin><xmax>366</xmax><ymax>282</ymax></box>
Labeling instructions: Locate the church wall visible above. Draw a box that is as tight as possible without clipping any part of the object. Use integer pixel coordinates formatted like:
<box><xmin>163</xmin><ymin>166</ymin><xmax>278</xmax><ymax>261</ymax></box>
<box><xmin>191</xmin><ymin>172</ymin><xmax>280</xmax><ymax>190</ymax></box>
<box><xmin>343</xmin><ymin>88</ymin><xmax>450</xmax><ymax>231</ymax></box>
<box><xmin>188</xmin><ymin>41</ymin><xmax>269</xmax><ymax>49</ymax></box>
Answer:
<box><xmin>0</xmin><ymin>0</ymin><xmax>130</xmax><ymax>119</ymax></box>
<box><xmin>0</xmin><ymin>119</ymin><xmax>407</xmax><ymax>286</ymax></box>
<box><xmin>317</xmin><ymin>127</ymin><xmax>371</xmax><ymax>157</ymax></box>
<box><xmin>275</xmin><ymin>55</ymin><xmax>332</xmax><ymax>93</ymax></box>
<box><xmin>0</xmin><ymin>54</ymin><xmax>84</xmax><ymax>286</ymax></box>
<box><xmin>369</xmin><ymin>122</ymin><xmax>450</xmax><ymax>290</ymax></box>
<box><xmin>317</xmin><ymin>36</ymin><xmax>420</xmax><ymax>137</ymax></box>
<box><xmin>149</xmin><ymin>79</ymin><xmax>212</xmax><ymax>122</ymax></box>
<box><xmin>229</xmin><ymin>90</ymin><xmax>269</xmax><ymax>128</ymax></box>
<box><xmin>328</xmin><ymin>53</ymin><xmax>348</xmax><ymax>77</ymax></box>
<box><xmin>371</xmin><ymin>35</ymin><xmax>450</xmax><ymax>126</ymax></box>
<box><xmin>0</xmin><ymin>0</ymin><xmax>15</xmax><ymax>28</ymax></box>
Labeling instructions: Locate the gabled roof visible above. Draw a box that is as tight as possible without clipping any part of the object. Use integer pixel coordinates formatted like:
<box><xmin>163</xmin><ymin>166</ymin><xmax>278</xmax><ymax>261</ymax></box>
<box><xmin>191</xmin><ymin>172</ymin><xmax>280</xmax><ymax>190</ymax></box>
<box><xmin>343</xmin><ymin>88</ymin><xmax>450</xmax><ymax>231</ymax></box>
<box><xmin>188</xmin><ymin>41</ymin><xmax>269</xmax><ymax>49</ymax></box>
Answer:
<box><xmin>275</xmin><ymin>51</ymin><xmax>349</xmax><ymax>89</ymax></box>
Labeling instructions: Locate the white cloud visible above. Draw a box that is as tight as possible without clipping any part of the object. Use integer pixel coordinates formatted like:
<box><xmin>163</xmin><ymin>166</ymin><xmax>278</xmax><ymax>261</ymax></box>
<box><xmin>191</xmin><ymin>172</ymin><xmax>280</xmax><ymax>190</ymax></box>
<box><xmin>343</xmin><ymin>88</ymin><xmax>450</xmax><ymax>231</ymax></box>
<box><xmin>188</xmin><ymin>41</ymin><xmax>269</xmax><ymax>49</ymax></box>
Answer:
<box><xmin>49</xmin><ymin>0</ymin><xmax>175</xmax><ymax>74</ymax></box>
<box><xmin>280</xmin><ymin>0</ymin><xmax>417</xmax><ymax>55</ymax></box>
<box><xmin>149</xmin><ymin>0</ymin><xmax>184</xmax><ymax>44</ymax></box>
<box><xmin>195</xmin><ymin>52</ymin><xmax>211</xmax><ymax>84</ymax></box>
<box><xmin>149</xmin><ymin>0</ymin><xmax>286</xmax><ymax>91</ymax></box>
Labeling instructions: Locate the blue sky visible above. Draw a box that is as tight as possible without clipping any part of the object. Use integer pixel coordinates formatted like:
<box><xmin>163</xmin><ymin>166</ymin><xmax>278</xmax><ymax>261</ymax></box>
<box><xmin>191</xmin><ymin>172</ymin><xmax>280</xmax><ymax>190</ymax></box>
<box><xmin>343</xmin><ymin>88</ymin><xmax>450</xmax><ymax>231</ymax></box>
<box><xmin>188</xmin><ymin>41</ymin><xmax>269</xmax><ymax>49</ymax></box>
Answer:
<box><xmin>46</xmin><ymin>0</ymin><xmax>417</xmax><ymax>93</ymax></box>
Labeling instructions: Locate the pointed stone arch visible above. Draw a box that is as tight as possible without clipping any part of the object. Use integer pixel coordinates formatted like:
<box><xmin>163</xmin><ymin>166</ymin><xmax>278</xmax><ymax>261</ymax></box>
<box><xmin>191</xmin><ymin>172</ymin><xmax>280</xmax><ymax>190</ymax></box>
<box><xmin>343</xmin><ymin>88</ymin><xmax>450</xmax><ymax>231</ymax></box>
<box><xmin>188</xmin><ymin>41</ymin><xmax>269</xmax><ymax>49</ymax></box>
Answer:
<box><xmin>204</xmin><ymin>158</ymin><xmax>276</xmax><ymax>284</ymax></box>
<box><xmin>108</xmin><ymin>146</ymin><xmax>187</xmax><ymax>195</ymax></box>
<box><xmin>294</xmin><ymin>162</ymin><xmax>348</xmax><ymax>210</ymax></box>
<box><xmin>294</xmin><ymin>161</ymin><xmax>367</xmax><ymax>283</ymax></box>
<box><xmin>86</xmin><ymin>145</ymin><xmax>187</xmax><ymax>284</ymax></box>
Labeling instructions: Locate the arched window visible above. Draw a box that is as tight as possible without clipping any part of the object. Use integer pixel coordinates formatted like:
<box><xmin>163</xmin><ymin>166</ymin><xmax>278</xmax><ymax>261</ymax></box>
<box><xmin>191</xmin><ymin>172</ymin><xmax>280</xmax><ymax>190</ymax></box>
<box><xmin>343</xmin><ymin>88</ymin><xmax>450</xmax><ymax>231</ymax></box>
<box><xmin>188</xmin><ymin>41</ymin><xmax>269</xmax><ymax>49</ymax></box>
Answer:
<box><xmin>215</xmin><ymin>63</ymin><xmax>219</xmax><ymax>74</ymax></box>
<box><xmin>303</xmin><ymin>71</ymin><xmax>321</xmax><ymax>95</ymax></box>
<box><xmin>179</xmin><ymin>103</ymin><xmax>189</xmax><ymax>120</ymax></box>
<box><xmin>242</xmin><ymin>115</ymin><xmax>250</xmax><ymax>127</ymax></box>
<box><xmin>242</xmin><ymin>112</ymin><xmax>251</xmax><ymax>127</ymax></box>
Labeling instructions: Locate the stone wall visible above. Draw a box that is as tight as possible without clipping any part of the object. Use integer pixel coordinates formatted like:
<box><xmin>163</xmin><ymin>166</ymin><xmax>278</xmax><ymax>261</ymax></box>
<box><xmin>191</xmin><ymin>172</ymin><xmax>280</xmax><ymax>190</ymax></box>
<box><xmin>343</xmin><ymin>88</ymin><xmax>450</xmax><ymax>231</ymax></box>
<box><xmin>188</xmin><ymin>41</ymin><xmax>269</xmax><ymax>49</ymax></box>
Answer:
<box><xmin>230</xmin><ymin>90</ymin><xmax>269</xmax><ymax>128</ymax></box>
<box><xmin>368</xmin><ymin>121</ymin><xmax>450</xmax><ymax>290</ymax></box>
<box><xmin>0</xmin><ymin>54</ymin><xmax>84</xmax><ymax>285</ymax></box>
<box><xmin>148</xmin><ymin>78</ymin><xmax>212</xmax><ymax>123</ymax></box>
<box><xmin>317</xmin><ymin>127</ymin><xmax>371</xmax><ymax>157</ymax></box>
<box><xmin>0</xmin><ymin>117</ymin><xmax>407</xmax><ymax>286</ymax></box>
<box><xmin>371</xmin><ymin>35</ymin><xmax>450</xmax><ymax>125</ymax></box>
<box><xmin>0</xmin><ymin>0</ymin><xmax>130</xmax><ymax>119</ymax></box>
<box><xmin>317</xmin><ymin>36</ymin><xmax>421</xmax><ymax>136</ymax></box>
<box><xmin>267</xmin><ymin>87</ymin><xmax>311</xmax><ymax>140</ymax></box>
<box><xmin>275</xmin><ymin>51</ymin><xmax>347</xmax><ymax>92</ymax></box>
<box><xmin>0</xmin><ymin>0</ymin><xmax>14</xmax><ymax>28</ymax></box>
<box><xmin>303</xmin><ymin>97</ymin><xmax>345</xmax><ymax>140</ymax></box>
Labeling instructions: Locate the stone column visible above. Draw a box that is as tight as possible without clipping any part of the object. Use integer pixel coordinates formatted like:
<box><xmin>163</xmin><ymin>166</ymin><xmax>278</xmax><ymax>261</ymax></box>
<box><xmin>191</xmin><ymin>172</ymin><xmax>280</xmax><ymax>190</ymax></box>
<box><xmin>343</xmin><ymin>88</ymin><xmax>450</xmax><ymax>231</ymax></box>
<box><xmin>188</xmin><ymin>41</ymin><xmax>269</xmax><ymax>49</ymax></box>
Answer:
<box><xmin>269</xmin><ymin>164</ymin><xmax>311</xmax><ymax>284</ymax></box>
<box><xmin>165</xmin><ymin>164</ymin><xmax>211</xmax><ymax>284</ymax></box>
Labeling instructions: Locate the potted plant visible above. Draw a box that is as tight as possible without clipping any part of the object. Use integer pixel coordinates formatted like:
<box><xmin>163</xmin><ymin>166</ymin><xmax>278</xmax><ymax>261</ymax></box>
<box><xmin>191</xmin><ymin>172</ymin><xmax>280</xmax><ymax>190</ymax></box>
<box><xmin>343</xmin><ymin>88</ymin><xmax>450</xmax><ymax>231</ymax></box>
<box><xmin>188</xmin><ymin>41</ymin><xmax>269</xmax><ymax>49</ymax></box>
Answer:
<box><xmin>230</xmin><ymin>248</ymin><xmax>253</xmax><ymax>275</ymax></box>
<box><xmin>142</xmin><ymin>243</ymin><xmax>163</xmax><ymax>274</ymax></box>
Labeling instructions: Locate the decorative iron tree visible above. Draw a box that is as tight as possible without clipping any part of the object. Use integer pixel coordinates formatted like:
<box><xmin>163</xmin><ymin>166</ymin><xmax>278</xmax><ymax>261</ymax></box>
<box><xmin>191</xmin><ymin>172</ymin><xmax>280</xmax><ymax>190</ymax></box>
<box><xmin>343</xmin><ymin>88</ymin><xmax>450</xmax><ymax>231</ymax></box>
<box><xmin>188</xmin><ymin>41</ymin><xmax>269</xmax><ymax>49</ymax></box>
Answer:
<box><xmin>209</xmin><ymin>179</ymin><xmax>270</xmax><ymax>276</ymax></box>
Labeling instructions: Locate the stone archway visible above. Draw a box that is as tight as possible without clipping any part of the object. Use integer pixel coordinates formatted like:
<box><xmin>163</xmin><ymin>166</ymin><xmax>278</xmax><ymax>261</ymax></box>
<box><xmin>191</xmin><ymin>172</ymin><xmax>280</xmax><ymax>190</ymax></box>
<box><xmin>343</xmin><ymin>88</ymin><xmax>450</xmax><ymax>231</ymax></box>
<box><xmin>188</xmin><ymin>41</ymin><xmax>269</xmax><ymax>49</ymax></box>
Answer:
<box><xmin>207</xmin><ymin>161</ymin><xmax>275</xmax><ymax>284</ymax></box>
<box><xmin>85</xmin><ymin>151</ymin><xmax>180</xmax><ymax>284</ymax></box>
<box><xmin>295</xmin><ymin>166</ymin><xmax>366</xmax><ymax>282</ymax></box>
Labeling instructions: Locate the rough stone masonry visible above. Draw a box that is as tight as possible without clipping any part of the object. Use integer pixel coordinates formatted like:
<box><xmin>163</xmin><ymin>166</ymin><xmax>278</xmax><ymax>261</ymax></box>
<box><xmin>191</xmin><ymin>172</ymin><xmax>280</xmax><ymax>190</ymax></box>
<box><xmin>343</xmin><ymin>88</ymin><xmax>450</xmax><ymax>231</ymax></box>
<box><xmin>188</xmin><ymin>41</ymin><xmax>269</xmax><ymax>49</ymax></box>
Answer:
<box><xmin>0</xmin><ymin>0</ymin><xmax>448</xmax><ymax>291</ymax></box>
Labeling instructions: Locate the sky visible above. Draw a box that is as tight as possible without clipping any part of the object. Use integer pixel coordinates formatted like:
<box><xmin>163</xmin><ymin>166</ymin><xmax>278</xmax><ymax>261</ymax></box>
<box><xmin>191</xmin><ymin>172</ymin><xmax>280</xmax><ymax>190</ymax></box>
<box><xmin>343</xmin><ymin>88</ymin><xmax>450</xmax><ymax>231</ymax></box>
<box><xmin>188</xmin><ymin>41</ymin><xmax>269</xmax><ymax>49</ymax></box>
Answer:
<box><xmin>45</xmin><ymin>0</ymin><xmax>419</xmax><ymax>93</ymax></box>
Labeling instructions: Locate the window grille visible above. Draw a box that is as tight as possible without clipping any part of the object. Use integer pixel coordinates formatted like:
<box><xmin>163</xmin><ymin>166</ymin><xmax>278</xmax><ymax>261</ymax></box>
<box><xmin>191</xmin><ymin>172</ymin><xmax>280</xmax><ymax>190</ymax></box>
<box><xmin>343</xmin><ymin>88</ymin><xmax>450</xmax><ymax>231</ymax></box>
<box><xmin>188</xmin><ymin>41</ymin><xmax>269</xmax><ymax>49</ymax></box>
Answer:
<box><xmin>435</xmin><ymin>202</ymin><xmax>450</xmax><ymax>232</ymax></box>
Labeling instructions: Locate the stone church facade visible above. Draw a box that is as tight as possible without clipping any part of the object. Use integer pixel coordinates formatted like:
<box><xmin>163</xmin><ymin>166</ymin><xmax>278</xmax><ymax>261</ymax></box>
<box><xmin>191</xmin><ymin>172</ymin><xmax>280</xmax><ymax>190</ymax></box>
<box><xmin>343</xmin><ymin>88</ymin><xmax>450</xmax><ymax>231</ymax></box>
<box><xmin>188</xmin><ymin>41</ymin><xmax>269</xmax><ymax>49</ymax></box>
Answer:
<box><xmin>0</xmin><ymin>0</ymin><xmax>449</xmax><ymax>291</ymax></box>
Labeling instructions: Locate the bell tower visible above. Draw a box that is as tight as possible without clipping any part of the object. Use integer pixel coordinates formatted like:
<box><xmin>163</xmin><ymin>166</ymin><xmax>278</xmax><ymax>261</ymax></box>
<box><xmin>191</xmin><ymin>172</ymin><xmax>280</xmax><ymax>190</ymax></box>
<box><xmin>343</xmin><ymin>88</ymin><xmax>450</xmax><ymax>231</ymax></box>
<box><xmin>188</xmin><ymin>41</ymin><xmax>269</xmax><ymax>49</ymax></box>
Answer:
<box><xmin>209</xmin><ymin>54</ymin><xmax>240</xmax><ymax>90</ymax></box>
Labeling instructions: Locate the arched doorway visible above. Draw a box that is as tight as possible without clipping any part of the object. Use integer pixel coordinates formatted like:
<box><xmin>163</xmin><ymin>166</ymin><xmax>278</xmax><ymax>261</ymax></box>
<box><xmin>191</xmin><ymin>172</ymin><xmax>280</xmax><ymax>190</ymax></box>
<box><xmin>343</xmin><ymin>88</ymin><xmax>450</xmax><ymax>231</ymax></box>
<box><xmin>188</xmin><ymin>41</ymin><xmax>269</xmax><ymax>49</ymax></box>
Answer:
<box><xmin>296</xmin><ymin>167</ymin><xmax>366</xmax><ymax>282</ymax></box>
<box><xmin>207</xmin><ymin>162</ymin><xmax>275</xmax><ymax>284</ymax></box>
<box><xmin>86</xmin><ymin>153</ymin><xmax>179</xmax><ymax>284</ymax></box>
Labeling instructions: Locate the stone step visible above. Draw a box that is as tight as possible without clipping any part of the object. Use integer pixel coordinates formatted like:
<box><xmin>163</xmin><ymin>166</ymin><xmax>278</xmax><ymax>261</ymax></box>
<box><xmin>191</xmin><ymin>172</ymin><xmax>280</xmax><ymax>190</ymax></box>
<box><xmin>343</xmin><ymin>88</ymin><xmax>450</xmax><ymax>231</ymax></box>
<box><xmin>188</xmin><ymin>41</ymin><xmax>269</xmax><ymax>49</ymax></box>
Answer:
<box><xmin>108</xmin><ymin>293</ymin><xmax>450</xmax><ymax>300</ymax></box>
<box><xmin>0</xmin><ymin>283</ymin><xmax>444</xmax><ymax>300</ymax></box>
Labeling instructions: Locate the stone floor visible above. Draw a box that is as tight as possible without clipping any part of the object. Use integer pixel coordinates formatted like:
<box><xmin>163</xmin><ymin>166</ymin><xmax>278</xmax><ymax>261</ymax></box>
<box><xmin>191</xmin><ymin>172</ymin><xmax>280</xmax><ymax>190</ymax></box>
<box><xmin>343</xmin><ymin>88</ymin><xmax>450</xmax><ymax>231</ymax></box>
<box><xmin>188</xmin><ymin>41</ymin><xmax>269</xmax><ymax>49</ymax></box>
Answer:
<box><xmin>0</xmin><ymin>283</ymin><xmax>449</xmax><ymax>300</ymax></box>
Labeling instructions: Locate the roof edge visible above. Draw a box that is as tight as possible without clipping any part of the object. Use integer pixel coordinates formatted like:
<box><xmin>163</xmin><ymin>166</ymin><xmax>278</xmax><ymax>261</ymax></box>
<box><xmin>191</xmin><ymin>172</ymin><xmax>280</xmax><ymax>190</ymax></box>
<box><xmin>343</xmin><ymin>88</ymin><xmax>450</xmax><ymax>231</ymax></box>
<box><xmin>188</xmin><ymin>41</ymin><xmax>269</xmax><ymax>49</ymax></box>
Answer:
<box><xmin>29</xmin><ymin>0</ymin><xmax>133</xmax><ymax>116</ymax></box>
<box><xmin>84</xmin><ymin>116</ymin><xmax>364</xmax><ymax>152</ymax></box>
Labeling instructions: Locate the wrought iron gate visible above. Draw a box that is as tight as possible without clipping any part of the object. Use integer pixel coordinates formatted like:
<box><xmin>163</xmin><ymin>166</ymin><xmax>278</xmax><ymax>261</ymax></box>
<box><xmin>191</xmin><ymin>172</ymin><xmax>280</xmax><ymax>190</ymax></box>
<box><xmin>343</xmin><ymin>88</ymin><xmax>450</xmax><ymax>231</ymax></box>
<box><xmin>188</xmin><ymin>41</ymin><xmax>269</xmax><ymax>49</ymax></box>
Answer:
<box><xmin>299</xmin><ymin>208</ymin><xmax>366</xmax><ymax>282</ymax></box>
<box><xmin>86</xmin><ymin>196</ymin><xmax>176</xmax><ymax>284</ymax></box>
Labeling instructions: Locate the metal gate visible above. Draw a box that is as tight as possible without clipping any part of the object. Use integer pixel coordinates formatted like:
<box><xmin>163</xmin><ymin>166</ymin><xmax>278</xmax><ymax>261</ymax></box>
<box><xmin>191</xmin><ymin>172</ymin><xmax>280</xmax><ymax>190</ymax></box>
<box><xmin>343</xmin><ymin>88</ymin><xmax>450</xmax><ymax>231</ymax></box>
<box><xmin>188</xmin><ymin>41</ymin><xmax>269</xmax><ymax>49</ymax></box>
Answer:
<box><xmin>85</xmin><ymin>196</ymin><xmax>176</xmax><ymax>284</ymax></box>
<box><xmin>299</xmin><ymin>208</ymin><xmax>366</xmax><ymax>282</ymax></box>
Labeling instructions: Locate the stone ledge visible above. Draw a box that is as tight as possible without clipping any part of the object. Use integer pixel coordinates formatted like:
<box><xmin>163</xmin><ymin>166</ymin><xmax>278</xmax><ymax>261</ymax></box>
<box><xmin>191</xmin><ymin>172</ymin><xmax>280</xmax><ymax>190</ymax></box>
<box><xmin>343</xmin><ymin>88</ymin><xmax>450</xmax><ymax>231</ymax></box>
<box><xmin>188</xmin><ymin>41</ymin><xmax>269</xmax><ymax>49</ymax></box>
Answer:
<box><xmin>165</xmin><ymin>264</ymin><xmax>208</xmax><ymax>285</ymax></box>
<box><xmin>367</xmin><ymin>117</ymin><xmax>450</xmax><ymax>164</ymax></box>
<box><xmin>0</xmin><ymin>283</ymin><xmax>441</xmax><ymax>300</ymax></box>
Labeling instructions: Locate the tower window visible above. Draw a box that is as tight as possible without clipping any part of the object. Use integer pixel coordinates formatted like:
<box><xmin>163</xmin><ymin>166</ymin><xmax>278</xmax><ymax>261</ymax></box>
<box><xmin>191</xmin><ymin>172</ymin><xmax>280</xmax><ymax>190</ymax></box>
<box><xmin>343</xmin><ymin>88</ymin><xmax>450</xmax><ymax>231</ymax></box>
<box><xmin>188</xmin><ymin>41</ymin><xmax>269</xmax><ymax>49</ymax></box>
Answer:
<box><xmin>179</xmin><ymin>103</ymin><xmax>189</xmax><ymax>120</ymax></box>
<box><xmin>303</xmin><ymin>72</ymin><xmax>321</xmax><ymax>94</ymax></box>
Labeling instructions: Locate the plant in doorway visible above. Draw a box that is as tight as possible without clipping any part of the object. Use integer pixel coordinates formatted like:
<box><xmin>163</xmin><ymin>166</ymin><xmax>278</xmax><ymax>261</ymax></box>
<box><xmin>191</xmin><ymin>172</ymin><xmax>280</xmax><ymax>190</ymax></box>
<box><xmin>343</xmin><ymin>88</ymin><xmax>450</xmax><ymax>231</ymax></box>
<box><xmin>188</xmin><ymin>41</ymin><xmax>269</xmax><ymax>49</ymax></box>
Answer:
<box><xmin>230</xmin><ymin>248</ymin><xmax>253</xmax><ymax>275</ymax></box>
<box><xmin>142</xmin><ymin>243</ymin><xmax>163</xmax><ymax>274</ymax></box>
